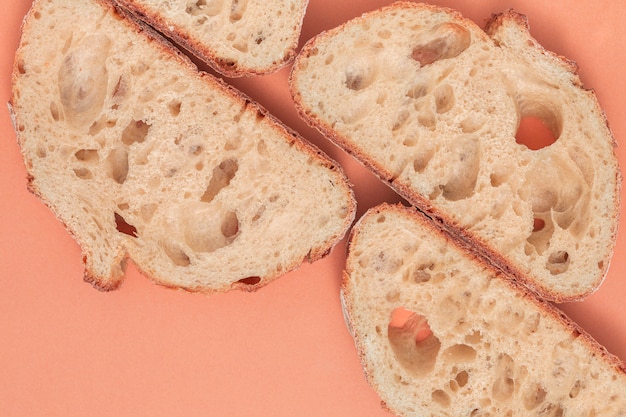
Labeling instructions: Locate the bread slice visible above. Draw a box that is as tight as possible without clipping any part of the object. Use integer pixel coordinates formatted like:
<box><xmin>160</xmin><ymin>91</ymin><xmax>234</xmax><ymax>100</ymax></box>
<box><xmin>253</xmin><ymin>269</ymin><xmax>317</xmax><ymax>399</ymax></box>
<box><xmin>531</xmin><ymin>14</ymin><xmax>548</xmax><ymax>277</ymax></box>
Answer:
<box><xmin>342</xmin><ymin>203</ymin><xmax>626</xmax><ymax>416</ymax></box>
<box><xmin>289</xmin><ymin>2</ymin><xmax>621</xmax><ymax>302</ymax></box>
<box><xmin>109</xmin><ymin>0</ymin><xmax>308</xmax><ymax>77</ymax></box>
<box><xmin>9</xmin><ymin>0</ymin><xmax>355</xmax><ymax>292</ymax></box>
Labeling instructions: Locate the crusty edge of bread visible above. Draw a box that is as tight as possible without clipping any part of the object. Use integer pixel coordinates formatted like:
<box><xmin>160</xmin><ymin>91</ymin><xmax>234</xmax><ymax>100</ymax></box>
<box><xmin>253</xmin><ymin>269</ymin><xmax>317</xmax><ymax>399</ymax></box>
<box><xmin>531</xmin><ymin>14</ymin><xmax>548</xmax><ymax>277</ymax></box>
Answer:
<box><xmin>340</xmin><ymin>203</ymin><xmax>626</xmax><ymax>412</ymax></box>
<box><xmin>9</xmin><ymin>0</ymin><xmax>356</xmax><ymax>292</ymax></box>
<box><xmin>289</xmin><ymin>2</ymin><xmax>622</xmax><ymax>303</ymax></box>
<box><xmin>107</xmin><ymin>0</ymin><xmax>308</xmax><ymax>77</ymax></box>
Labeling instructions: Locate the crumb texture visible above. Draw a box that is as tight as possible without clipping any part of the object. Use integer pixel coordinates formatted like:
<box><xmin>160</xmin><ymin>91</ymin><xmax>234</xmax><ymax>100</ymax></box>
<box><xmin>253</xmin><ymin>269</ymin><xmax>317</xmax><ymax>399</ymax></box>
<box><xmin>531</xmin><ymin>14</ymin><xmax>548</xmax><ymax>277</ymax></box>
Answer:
<box><xmin>343</xmin><ymin>204</ymin><xmax>626</xmax><ymax>417</ymax></box>
<box><xmin>12</xmin><ymin>0</ymin><xmax>354</xmax><ymax>291</ymax></box>
<box><xmin>291</xmin><ymin>2</ymin><xmax>621</xmax><ymax>301</ymax></box>
<box><xmin>115</xmin><ymin>0</ymin><xmax>309</xmax><ymax>75</ymax></box>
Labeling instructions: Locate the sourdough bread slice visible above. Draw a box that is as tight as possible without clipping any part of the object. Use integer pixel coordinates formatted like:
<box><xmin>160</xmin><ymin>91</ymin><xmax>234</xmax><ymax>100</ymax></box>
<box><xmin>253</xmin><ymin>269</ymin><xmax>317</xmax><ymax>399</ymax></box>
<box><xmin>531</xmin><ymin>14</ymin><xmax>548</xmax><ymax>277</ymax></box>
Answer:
<box><xmin>342</xmin><ymin>203</ymin><xmax>626</xmax><ymax>416</ymax></box>
<box><xmin>290</xmin><ymin>2</ymin><xmax>621</xmax><ymax>302</ymax></box>
<box><xmin>10</xmin><ymin>0</ymin><xmax>355</xmax><ymax>292</ymax></box>
<box><xmin>109</xmin><ymin>0</ymin><xmax>308</xmax><ymax>77</ymax></box>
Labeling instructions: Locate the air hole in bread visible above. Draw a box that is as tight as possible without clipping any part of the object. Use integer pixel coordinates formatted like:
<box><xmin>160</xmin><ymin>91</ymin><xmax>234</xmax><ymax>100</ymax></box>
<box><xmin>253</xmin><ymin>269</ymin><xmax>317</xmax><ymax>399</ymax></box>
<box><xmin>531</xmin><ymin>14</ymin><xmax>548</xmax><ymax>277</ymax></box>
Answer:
<box><xmin>546</xmin><ymin>250</ymin><xmax>570</xmax><ymax>275</ymax></box>
<box><xmin>122</xmin><ymin>120</ymin><xmax>150</xmax><ymax>145</ymax></box>
<box><xmin>378</xmin><ymin>29</ymin><xmax>392</xmax><ymax>39</ymax></box>
<box><xmin>75</xmin><ymin>149</ymin><xmax>99</xmax><ymax>163</ymax></box>
<box><xmin>49</xmin><ymin>101</ymin><xmax>61</xmax><ymax>121</ymax></box>
<box><xmin>251</xmin><ymin>205</ymin><xmax>266</xmax><ymax>222</ymax></box>
<box><xmin>233</xmin><ymin>41</ymin><xmax>249</xmax><ymax>53</ymax></box>
<box><xmin>454</xmin><ymin>370</ymin><xmax>469</xmax><ymax>388</ymax></box>
<box><xmin>111</xmin><ymin>74</ymin><xmax>128</xmax><ymax>104</ymax></box>
<box><xmin>523</xmin><ymin>383</ymin><xmax>547</xmax><ymax>410</ymax></box>
<box><xmin>257</xmin><ymin>139</ymin><xmax>268</xmax><ymax>156</ymax></box>
<box><xmin>229</xmin><ymin>0</ymin><xmax>247</xmax><ymax>22</ymax></box>
<box><xmin>189</xmin><ymin>145</ymin><xmax>203</xmax><ymax>156</ymax></box>
<box><xmin>201</xmin><ymin>159</ymin><xmax>239</xmax><ymax>203</ymax></box>
<box><xmin>492</xmin><ymin>353</ymin><xmax>515</xmax><ymax>402</ymax></box>
<box><xmin>58</xmin><ymin>34</ymin><xmax>111</xmax><ymax>128</ymax></box>
<box><xmin>402</xmin><ymin>136</ymin><xmax>418</xmax><ymax>147</ymax></box>
<box><xmin>163</xmin><ymin>241</ymin><xmax>191</xmax><ymax>267</ymax></box>
<box><xmin>533</xmin><ymin>218</ymin><xmax>545</xmax><ymax>232</ymax></box>
<box><xmin>411</xmin><ymin>263</ymin><xmax>434</xmax><ymax>283</ymax></box>
<box><xmin>406</xmin><ymin>82</ymin><xmax>430</xmax><ymax>99</ymax></box>
<box><xmin>489</xmin><ymin>168</ymin><xmax>511</xmax><ymax>188</ymax></box>
<box><xmin>73</xmin><ymin>167</ymin><xmax>93</xmax><ymax>179</ymax></box>
<box><xmin>441</xmin><ymin>135</ymin><xmax>480</xmax><ymax>201</ymax></box>
<box><xmin>413</xmin><ymin>147</ymin><xmax>435</xmax><ymax>173</ymax></box>
<box><xmin>221</xmin><ymin>211</ymin><xmax>239</xmax><ymax>238</ymax></box>
<box><xmin>515</xmin><ymin>116</ymin><xmax>557</xmax><ymax>150</ymax></box>
<box><xmin>465</xmin><ymin>330</ymin><xmax>482</xmax><ymax>345</ymax></box>
<box><xmin>114</xmin><ymin>212</ymin><xmax>138</xmax><ymax>237</ymax></box>
<box><xmin>385</xmin><ymin>290</ymin><xmax>400</xmax><ymax>302</ymax></box>
<box><xmin>89</xmin><ymin>116</ymin><xmax>117</xmax><ymax>136</ymax></box>
<box><xmin>431</xmin><ymin>390</ymin><xmax>451</xmax><ymax>408</ymax></box>
<box><xmin>183</xmin><ymin>207</ymin><xmax>240</xmax><ymax>253</ymax></box>
<box><xmin>235</xmin><ymin>276</ymin><xmax>262</xmax><ymax>286</ymax></box>
<box><xmin>105</xmin><ymin>147</ymin><xmax>129</xmax><ymax>184</ymax></box>
<box><xmin>434</xmin><ymin>83</ymin><xmax>454</xmax><ymax>114</ymax></box>
<box><xmin>443</xmin><ymin>344</ymin><xmax>477</xmax><ymax>363</ymax></box>
<box><xmin>388</xmin><ymin>308</ymin><xmax>441</xmax><ymax>376</ymax></box>
<box><xmin>393</xmin><ymin>110</ymin><xmax>410</xmax><ymax>132</ymax></box>
<box><xmin>568</xmin><ymin>380</ymin><xmax>582</xmax><ymax>399</ymax></box>
<box><xmin>460</xmin><ymin>116</ymin><xmax>484</xmax><ymax>133</ymax></box>
<box><xmin>16</xmin><ymin>59</ymin><xmax>26</xmax><ymax>75</ymax></box>
<box><xmin>411</xmin><ymin>23</ymin><xmax>471</xmax><ymax>66</ymax></box>
<box><xmin>186</xmin><ymin>0</ymin><xmax>223</xmax><ymax>16</ymax></box>
<box><xmin>539</xmin><ymin>403</ymin><xmax>564</xmax><ymax>416</ymax></box>
<box><xmin>168</xmin><ymin>100</ymin><xmax>182</xmax><ymax>116</ymax></box>
<box><xmin>345</xmin><ymin>59</ymin><xmax>376</xmax><ymax>91</ymax></box>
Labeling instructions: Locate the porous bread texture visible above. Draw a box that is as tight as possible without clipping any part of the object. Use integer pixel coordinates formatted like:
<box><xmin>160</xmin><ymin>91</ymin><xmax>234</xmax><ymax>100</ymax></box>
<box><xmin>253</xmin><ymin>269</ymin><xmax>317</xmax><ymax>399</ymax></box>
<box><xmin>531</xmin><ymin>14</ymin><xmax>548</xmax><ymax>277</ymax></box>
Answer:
<box><xmin>289</xmin><ymin>2</ymin><xmax>621</xmax><ymax>302</ymax></box>
<box><xmin>342</xmin><ymin>203</ymin><xmax>626</xmax><ymax>417</ymax></box>
<box><xmin>10</xmin><ymin>0</ymin><xmax>355</xmax><ymax>292</ymax></box>
<box><xmin>110</xmin><ymin>0</ymin><xmax>309</xmax><ymax>76</ymax></box>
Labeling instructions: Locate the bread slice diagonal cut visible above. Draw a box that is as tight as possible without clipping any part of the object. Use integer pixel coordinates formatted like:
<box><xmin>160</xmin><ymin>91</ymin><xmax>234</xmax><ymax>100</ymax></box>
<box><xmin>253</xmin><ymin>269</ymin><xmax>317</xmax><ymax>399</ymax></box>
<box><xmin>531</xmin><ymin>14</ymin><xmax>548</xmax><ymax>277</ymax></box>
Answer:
<box><xmin>10</xmin><ymin>0</ymin><xmax>355</xmax><ymax>292</ymax></box>
<box><xmin>109</xmin><ymin>0</ymin><xmax>309</xmax><ymax>77</ymax></box>
<box><xmin>342</xmin><ymin>203</ymin><xmax>626</xmax><ymax>416</ymax></box>
<box><xmin>289</xmin><ymin>2</ymin><xmax>621</xmax><ymax>302</ymax></box>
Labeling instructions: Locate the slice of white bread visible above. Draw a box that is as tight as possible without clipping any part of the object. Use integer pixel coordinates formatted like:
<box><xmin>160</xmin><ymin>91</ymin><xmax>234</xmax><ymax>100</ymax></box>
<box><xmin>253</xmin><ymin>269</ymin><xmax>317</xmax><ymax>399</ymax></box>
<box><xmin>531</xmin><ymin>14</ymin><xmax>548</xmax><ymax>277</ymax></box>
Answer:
<box><xmin>9</xmin><ymin>0</ymin><xmax>355</xmax><ymax>292</ymax></box>
<box><xmin>289</xmin><ymin>2</ymin><xmax>621</xmax><ymax>302</ymax></box>
<box><xmin>109</xmin><ymin>0</ymin><xmax>309</xmax><ymax>77</ymax></box>
<box><xmin>342</xmin><ymin>203</ymin><xmax>626</xmax><ymax>416</ymax></box>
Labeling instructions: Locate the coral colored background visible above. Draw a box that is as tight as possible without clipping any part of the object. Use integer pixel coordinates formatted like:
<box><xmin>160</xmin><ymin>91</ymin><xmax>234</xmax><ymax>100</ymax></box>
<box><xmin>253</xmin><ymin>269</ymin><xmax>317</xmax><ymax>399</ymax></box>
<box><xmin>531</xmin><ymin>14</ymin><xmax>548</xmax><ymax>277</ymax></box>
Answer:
<box><xmin>1</xmin><ymin>1</ymin><xmax>625</xmax><ymax>416</ymax></box>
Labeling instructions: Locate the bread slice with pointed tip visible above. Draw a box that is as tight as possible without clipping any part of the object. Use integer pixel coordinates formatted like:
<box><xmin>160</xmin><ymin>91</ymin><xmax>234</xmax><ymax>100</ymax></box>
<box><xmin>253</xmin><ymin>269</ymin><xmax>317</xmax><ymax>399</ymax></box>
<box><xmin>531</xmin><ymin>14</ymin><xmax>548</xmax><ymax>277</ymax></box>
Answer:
<box><xmin>342</xmin><ymin>203</ymin><xmax>626</xmax><ymax>416</ymax></box>
<box><xmin>290</xmin><ymin>1</ymin><xmax>621</xmax><ymax>302</ymax></box>
<box><xmin>10</xmin><ymin>0</ymin><xmax>355</xmax><ymax>292</ymax></box>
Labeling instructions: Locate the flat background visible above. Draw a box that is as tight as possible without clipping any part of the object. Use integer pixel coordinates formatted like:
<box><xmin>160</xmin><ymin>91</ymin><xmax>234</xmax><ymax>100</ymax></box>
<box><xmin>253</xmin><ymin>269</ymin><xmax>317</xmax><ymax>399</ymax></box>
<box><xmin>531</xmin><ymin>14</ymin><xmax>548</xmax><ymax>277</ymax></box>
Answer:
<box><xmin>1</xmin><ymin>1</ymin><xmax>624</xmax><ymax>416</ymax></box>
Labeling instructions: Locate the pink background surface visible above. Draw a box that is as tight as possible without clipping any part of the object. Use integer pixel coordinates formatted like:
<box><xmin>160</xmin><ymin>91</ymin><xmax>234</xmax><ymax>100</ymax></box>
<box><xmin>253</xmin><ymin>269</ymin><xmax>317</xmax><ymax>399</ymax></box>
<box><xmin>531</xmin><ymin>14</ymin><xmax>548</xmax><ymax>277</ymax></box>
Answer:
<box><xmin>1</xmin><ymin>1</ymin><xmax>625</xmax><ymax>416</ymax></box>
